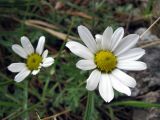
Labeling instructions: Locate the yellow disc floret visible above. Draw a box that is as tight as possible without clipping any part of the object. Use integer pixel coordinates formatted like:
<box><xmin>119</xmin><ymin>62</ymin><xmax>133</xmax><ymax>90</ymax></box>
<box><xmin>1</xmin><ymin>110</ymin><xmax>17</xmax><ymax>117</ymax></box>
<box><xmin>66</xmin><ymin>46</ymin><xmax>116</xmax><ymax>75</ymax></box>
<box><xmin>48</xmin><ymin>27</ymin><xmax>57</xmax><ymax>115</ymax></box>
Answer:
<box><xmin>94</xmin><ymin>50</ymin><xmax>117</xmax><ymax>73</ymax></box>
<box><xmin>26</xmin><ymin>53</ymin><xmax>42</xmax><ymax>70</ymax></box>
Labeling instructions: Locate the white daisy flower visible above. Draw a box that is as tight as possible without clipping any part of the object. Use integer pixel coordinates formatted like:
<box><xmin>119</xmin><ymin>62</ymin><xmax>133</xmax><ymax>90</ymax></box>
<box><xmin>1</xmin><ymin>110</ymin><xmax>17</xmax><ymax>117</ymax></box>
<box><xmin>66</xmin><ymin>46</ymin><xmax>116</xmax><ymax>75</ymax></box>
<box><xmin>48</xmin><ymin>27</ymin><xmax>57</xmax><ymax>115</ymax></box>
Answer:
<box><xmin>66</xmin><ymin>25</ymin><xmax>147</xmax><ymax>103</ymax></box>
<box><xmin>8</xmin><ymin>36</ymin><xmax>54</xmax><ymax>82</ymax></box>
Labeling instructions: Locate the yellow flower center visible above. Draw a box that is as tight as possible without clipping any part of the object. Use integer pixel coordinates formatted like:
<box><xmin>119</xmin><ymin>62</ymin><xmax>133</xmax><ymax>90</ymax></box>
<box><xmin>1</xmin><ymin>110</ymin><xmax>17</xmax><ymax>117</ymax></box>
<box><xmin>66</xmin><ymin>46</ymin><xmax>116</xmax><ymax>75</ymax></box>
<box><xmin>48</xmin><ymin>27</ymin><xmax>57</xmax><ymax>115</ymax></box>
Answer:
<box><xmin>94</xmin><ymin>50</ymin><xmax>117</xmax><ymax>73</ymax></box>
<box><xmin>26</xmin><ymin>53</ymin><xmax>42</xmax><ymax>70</ymax></box>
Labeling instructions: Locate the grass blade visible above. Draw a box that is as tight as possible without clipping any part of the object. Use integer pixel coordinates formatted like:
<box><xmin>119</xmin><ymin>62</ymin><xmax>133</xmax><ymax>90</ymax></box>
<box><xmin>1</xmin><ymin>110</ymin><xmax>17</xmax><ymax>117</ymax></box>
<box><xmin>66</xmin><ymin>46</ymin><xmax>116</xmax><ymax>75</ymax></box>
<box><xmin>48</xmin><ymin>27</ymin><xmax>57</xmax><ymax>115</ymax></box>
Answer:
<box><xmin>110</xmin><ymin>100</ymin><xmax>160</xmax><ymax>108</ymax></box>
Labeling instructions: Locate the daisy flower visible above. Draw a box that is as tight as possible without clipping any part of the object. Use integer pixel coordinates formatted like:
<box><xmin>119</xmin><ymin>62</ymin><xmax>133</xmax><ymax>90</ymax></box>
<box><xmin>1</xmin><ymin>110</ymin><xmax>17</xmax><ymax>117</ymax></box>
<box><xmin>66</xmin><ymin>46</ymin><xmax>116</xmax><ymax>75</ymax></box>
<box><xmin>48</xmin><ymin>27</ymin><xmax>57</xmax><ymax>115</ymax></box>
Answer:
<box><xmin>66</xmin><ymin>25</ymin><xmax>147</xmax><ymax>102</ymax></box>
<box><xmin>8</xmin><ymin>36</ymin><xmax>54</xmax><ymax>82</ymax></box>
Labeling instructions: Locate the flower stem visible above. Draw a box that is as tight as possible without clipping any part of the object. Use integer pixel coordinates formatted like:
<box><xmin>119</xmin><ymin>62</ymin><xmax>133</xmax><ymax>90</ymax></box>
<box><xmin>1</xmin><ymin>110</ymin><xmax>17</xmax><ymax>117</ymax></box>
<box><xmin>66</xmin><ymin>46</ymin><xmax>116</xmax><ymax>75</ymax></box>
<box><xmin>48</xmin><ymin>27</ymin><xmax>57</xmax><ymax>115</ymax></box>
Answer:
<box><xmin>41</xmin><ymin>76</ymin><xmax>50</xmax><ymax>102</ymax></box>
<box><xmin>24</xmin><ymin>80</ymin><xmax>28</xmax><ymax>120</ymax></box>
<box><xmin>84</xmin><ymin>91</ymin><xmax>94</xmax><ymax>120</ymax></box>
<box><xmin>108</xmin><ymin>106</ymin><xmax>115</xmax><ymax>120</ymax></box>
<box><xmin>41</xmin><ymin>18</ymin><xmax>75</xmax><ymax>103</ymax></box>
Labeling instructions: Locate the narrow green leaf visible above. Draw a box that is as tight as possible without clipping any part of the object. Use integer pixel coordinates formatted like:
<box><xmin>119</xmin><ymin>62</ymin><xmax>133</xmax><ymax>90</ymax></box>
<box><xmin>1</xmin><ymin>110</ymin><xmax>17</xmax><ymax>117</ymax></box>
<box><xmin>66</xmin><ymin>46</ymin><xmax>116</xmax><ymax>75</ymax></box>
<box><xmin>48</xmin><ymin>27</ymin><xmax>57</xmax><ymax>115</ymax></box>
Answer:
<box><xmin>0</xmin><ymin>101</ymin><xmax>20</xmax><ymax>107</ymax></box>
<box><xmin>11</xmin><ymin>102</ymin><xmax>41</xmax><ymax>119</ymax></box>
<box><xmin>84</xmin><ymin>91</ymin><xmax>94</xmax><ymax>120</ymax></box>
<box><xmin>110</xmin><ymin>100</ymin><xmax>160</xmax><ymax>108</ymax></box>
<box><xmin>107</xmin><ymin>106</ymin><xmax>115</xmax><ymax>120</ymax></box>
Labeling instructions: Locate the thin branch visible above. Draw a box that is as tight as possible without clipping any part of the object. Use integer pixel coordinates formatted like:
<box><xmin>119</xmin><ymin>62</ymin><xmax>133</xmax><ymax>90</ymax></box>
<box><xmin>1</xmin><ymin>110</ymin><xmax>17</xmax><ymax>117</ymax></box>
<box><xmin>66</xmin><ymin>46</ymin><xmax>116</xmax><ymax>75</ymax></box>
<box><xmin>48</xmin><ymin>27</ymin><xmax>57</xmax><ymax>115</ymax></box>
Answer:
<box><xmin>140</xmin><ymin>17</ymin><xmax>160</xmax><ymax>38</ymax></box>
<box><xmin>25</xmin><ymin>20</ymin><xmax>79</xmax><ymax>41</ymax></box>
<box><xmin>41</xmin><ymin>109</ymin><xmax>70</xmax><ymax>120</ymax></box>
<box><xmin>139</xmin><ymin>40</ymin><xmax>160</xmax><ymax>48</ymax></box>
<box><xmin>36</xmin><ymin>112</ymin><xmax>41</xmax><ymax>120</ymax></box>
<box><xmin>26</xmin><ymin>20</ymin><xmax>59</xmax><ymax>30</ymax></box>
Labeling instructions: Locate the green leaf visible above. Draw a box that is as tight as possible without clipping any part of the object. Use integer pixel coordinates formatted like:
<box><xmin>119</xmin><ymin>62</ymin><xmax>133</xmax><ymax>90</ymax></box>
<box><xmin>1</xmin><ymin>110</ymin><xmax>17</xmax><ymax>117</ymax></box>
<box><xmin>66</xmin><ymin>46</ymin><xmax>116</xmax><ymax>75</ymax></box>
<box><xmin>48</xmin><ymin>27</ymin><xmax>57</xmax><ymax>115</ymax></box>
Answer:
<box><xmin>84</xmin><ymin>91</ymin><xmax>94</xmax><ymax>120</ymax></box>
<box><xmin>0</xmin><ymin>101</ymin><xmax>20</xmax><ymax>107</ymax></box>
<box><xmin>110</xmin><ymin>100</ymin><xmax>160</xmax><ymax>108</ymax></box>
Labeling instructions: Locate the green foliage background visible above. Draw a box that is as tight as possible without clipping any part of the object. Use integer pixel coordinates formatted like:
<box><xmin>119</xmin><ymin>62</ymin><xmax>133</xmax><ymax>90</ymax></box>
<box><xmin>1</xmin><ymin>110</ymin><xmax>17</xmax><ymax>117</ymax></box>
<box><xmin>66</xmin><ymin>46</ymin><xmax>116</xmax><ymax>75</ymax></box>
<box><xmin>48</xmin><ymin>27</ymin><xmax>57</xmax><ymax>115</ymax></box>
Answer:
<box><xmin>0</xmin><ymin>0</ymin><xmax>159</xmax><ymax>120</ymax></box>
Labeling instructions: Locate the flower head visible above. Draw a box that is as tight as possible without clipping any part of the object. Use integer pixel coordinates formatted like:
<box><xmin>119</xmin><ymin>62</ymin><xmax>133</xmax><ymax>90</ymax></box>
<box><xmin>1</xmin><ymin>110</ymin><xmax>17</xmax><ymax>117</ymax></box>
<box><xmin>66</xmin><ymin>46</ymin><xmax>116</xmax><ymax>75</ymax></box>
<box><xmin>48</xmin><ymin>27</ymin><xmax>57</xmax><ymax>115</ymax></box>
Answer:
<box><xmin>66</xmin><ymin>25</ymin><xmax>147</xmax><ymax>102</ymax></box>
<box><xmin>8</xmin><ymin>36</ymin><xmax>54</xmax><ymax>82</ymax></box>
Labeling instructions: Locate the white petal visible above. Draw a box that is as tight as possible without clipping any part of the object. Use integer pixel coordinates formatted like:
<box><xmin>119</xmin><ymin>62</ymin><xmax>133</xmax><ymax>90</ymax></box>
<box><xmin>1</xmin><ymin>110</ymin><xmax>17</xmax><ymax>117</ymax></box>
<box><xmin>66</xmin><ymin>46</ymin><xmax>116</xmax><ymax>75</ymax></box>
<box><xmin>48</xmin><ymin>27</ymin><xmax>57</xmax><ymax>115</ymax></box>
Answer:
<box><xmin>12</xmin><ymin>44</ymin><xmax>28</xmax><ymax>58</ymax></box>
<box><xmin>86</xmin><ymin>70</ymin><xmax>101</xmax><ymax>91</ymax></box>
<box><xmin>112</xmin><ymin>69</ymin><xmax>136</xmax><ymax>88</ymax></box>
<box><xmin>114</xmin><ymin>34</ymin><xmax>139</xmax><ymax>56</ymax></box>
<box><xmin>14</xmin><ymin>68</ymin><xmax>31</xmax><ymax>82</ymax></box>
<box><xmin>36</xmin><ymin>36</ymin><xmax>45</xmax><ymax>55</ymax></box>
<box><xmin>99</xmin><ymin>74</ymin><xmax>114</xmax><ymax>103</ymax></box>
<box><xmin>21</xmin><ymin>36</ymin><xmax>34</xmax><ymax>55</ymax></box>
<box><xmin>117</xmin><ymin>60</ymin><xmax>147</xmax><ymax>71</ymax></box>
<box><xmin>118</xmin><ymin>48</ymin><xmax>145</xmax><ymax>61</ymax></box>
<box><xmin>110</xmin><ymin>74</ymin><xmax>131</xmax><ymax>96</ymax></box>
<box><xmin>42</xmin><ymin>57</ymin><xmax>54</xmax><ymax>67</ymax></box>
<box><xmin>102</xmin><ymin>26</ymin><xmax>113</xmax><ymax>50</ymax></box>
<box><xmin>111</xmin><ymin>27</ymin><xmax>124</xmax><ymax>51</ymax></box>
<box><xmin>42</xmin><ymin>49</ymin><xmax>48</xmax><ymax>59</ymax></box>
<box><xmin>66</xmin><ymin>41</ymin><xmax>94</xmax><ymax>59</ymax></box>
<box><xmin>95</xmin><ymin>34</ymin><xmax>102</xmax><ymax>42</ymax></box>
<box><xmin>8</xmin><ymin>63</ymin><xmax>26</xmax><ymax>73</ymax></box>
<box><xmin>95</xmin><ymin>34</ymin><xmax>102</xmax><ymax>50</ymax></box>
<box><xmin>32</xmin><ymin>69</ymin><xmax>40</xmax><ymax>75</ymax></box>
<box><xmin>76</xmin><ymin>59</ymin><xmax>96</xmax><ymax>70</ymax></box>
<box><xmin>78</xmin><ymin>25</ymin><xmax>97</xmax><ymax>53</ymax></box>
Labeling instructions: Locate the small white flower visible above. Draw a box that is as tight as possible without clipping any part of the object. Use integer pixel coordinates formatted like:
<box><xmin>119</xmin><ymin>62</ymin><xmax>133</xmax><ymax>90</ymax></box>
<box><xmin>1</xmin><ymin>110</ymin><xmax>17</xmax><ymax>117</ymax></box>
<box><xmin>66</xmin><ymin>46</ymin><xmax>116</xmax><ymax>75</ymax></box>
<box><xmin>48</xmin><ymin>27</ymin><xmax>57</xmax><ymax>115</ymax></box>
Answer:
<box><xmin>66</xmin><ymin>25</ymin><xmax>147</xmax><ymax>103</ymax></box>
<box><xmin>8</xmin><ymin>36</ymin><xmax>54</xmax><ymax>82</ymax></box>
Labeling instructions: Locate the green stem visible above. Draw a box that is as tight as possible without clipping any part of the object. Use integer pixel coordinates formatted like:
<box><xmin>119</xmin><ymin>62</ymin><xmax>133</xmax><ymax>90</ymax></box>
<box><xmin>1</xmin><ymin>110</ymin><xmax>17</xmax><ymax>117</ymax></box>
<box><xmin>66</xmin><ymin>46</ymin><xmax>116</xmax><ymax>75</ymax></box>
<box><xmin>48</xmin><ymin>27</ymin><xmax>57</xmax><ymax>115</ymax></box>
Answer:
<box><xmin>41</xmin><ymin>18</ymin><xmax>75</xmax><ymax>102</ymax></box>
<box><xmin>24</xmin><ymin>80</ymin><xmax>28</xmax><ymax>120</ymax></box>
<box><xmin>108</xmin><ymin>106</ymin><xmax>115</xmax><ymax>120</ymax></box>
<box><xmin>41</xmin><ymin>76</ymin><xmax>50</xmax><ymax>102</ymax></box>
<box><xmin>11</xmin><ymin>102</ymin><xmax>42</xmax><ymax>120</ymax></box>
<box><xmin>84</xmin><ymin>91</ymin><xmax>94</xmax><ymax>120</ymax></box>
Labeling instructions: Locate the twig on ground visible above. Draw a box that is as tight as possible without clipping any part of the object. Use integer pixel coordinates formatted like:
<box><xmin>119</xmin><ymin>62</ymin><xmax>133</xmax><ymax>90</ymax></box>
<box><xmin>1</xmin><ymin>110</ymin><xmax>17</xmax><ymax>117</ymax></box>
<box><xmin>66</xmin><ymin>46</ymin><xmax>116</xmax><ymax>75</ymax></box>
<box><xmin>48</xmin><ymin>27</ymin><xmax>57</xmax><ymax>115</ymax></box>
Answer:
<box><xmin>140</xmin><ymin>17</ymin><xmax>160</xmax><ymax>39</ymax></box>
<box><xmin>139</xmin><ymin>40</ymin><xmax>160</xmax><ymax>48</ymax></box>
<box><xmin>36</xmin><ymin>112</ymin><xmax>41</xmax><ymax>120</ymax></box>
<box><xmin>41</xmin><ymin>109</ymin><xmax>70</xmax><ymax>120</ymax></box>
<box><xmin>26</xmin><ymin>20</ymin><xmax>59</xmax><ymax>30</ymax></box>
<box><xmin>25</xmin><ymin>20</ymin><xmax>79</xmax><ymax>41</ymax></box>
<box><xmin>3</xmin><ymin>16</ymin><xmax>79</xmax><ymax>41</ymax></box>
